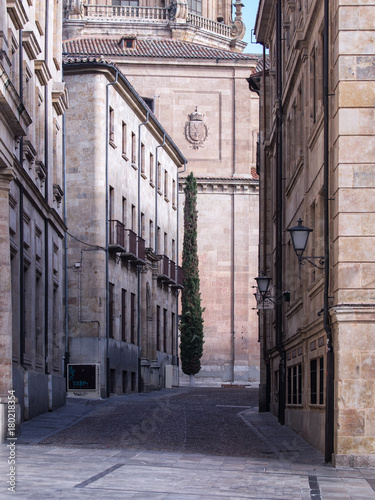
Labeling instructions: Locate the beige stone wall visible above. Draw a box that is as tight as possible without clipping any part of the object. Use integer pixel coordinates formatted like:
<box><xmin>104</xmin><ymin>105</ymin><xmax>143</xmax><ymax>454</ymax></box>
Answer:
<box><xmin>62</xmin><ymin>0</ymin><xmax>259</xmax><ymax>386</ymax></box>
<box><xmin>256</xmin><ymin>0</ymin><xmax>375</xmax><ymax>464</ymax></box>
<box><xmin>330</xmin><ymin>0</ymin><xmax>375</xmax><ymax>467</ymax></box>
<box><xmin>64</xmin><ymin>65</ymin><xmax>183</xmax><ymax>395</ymax></box>
<box><xmin>123</xmin><ymin>60</ymin><xmax>260</xmax><ymax>385</ymax></box>
<box><xmin>0</xmin><ymin>0</ymin><xmax>67</xmax><ymax>428</ymax></box>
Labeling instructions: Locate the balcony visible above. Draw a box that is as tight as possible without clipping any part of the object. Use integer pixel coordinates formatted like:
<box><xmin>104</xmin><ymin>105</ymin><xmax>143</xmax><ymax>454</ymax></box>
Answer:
<box><xmin>137</xmin><ymin>236</ymin><xmax>146</xmax><ymax>265</ymax></box>
<box><xmin>172</xmin><ymin>266</ymin><xmax>184</xmax><ymax>290</ymax></box>
<box><xmin>109</xmin><ymin>221</ymin><xmax>145</xmax><ymax>264</ymax></box>
<box><xmin>81</xmin><ymin>5</ymin><xmax>234</xmax><ymax>39</ymax></box>
<box><xmin>157</xmin><ymin>257</ymin><xmax>183</xmax><ymax>288</ymax></box>
<box><xmin>157</xmin><ymin>255</ymin><xmax>170</xmax><ymax>282</ymax></box>
<box><xmin>109</xmin><ymin>219</ymin><xmax>126</xmax><ymax>252</ymax></box>
<box><xmin>83</xmin><ymin>5</ymin><xmax>168</xmax><ymax>22</ymax></box>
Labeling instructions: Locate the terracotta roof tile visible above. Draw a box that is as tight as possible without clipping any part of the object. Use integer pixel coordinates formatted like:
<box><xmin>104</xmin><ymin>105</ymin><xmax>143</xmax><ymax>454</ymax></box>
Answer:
<box><xmin>63</xmin><ymin>36</ymin><xmax>262</xmax><ymax>62</ymax></box>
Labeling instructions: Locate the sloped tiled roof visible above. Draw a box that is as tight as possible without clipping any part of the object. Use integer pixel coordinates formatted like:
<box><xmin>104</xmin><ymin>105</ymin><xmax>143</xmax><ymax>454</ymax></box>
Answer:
<box><xmin>63</xmin><ymin>37</ymin><xmax>261</xmax><ymax>62</ymax></box>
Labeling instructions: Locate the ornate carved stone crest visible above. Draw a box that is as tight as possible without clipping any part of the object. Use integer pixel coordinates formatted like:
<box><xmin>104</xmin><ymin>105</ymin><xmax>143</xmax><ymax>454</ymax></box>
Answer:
<box><xmin>185</xmin><ymin>107</ymin><xmax>208</xmax><ymax>150</ymax></box>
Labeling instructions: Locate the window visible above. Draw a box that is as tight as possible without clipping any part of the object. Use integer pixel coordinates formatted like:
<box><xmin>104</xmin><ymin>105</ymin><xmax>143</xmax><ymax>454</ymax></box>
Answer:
<box><xmin>109</xmin><ymin>283</ymin><xmax>115</xmax><ymax>339</ymax></box>
<box><xmin>172</xmin><ymin>179</ymin><xmax>176</xmax><ymax>207</ymax></box>
<box><xmin>319</xmin><ymin>357</ymin><xmax>324</xmax><ymax>405</ymax></box>
<box><xmin>310</xmin><ymin>357</ymin><xmax>324</xmax><ymax>405</ymax></box>
<box><xmin>157</xmin><ymin>305</ymin><xmax>160</xmax><ymax>351</ymax></box>
<box><xmin>171</xmin><ymin>312</ymin><xmax>176</xmax><ymax>356</ymax></box>
<box><xmin>109</xmin><ymin>107</ymin><xmax>114</xmax><ymax>143</ymax></box>
<box><xmin>149</xmin><ymin>220</ymin><xmax>154</xmax><ymax>249</ymax></box>
<box><xmin>122</xmin><ymin>197</ymin><xmax>127</xmax><ymax>227</ymax></box>
<box><xmin>172</xmin><ymin>239</ymin><xmax>175</xmax><ymax>262</ymax></box>
<box><xmin>164</xmin><ymin>232</ymin><xmax>168</xmax><ymax>257</ymax></box>
<box><xmin>122</xmin><ymin>122</ymin><xmax>127</xmax><ymax>158</ymax></box>
<box><xmin>131</xmin><ymin>293</ymin><xmax>136</xmax><ymax>344</ymax></box>
<box><xmin>157</xmin><ymin>227</ymin><xmax>161</xmax><ymax>254</ymax></box>
<box><xmin>187</xmin><ymin>0</ymin><xmax>202</xmax><ymax>15</ymax></box>
<box><xmin>113</xmin><ymin>0</ymin><xmax>139</xmax><ymax>5</ymax></box>
<box><xmin>163</xmin><ymin>308</ymin><xmax>168</xmax><ymax>353</ymax></box>
<box><xmin>142</xmin><ymin>97</ymin><xmax>154</xmax><ymax>112</ymax></box>
<box><xmin>141</xmin><ymin>143</ymin><xmax>145</xmax><ymax>176</ymax></box>
<box><xmin>157</xmin><ymin>162</ymin><xmax>162</xmax><ymax>194</ymax></box>
<box><xmin>131</xmin><ymin>205</ymin><xmax>136</xmax><ymax>232</ymax></box>
<box><xmin>287</xmin><ymin>363</ymin><xmax>302</xmax><ymax>405</ymax></box>
<box><xmin>109</xmin><ymin>186</ymin><xmax>114</xmax><ymax>222</ymax></box>
<box><xmin>131</xmin><ymin>132</ymin><xmax>136</xmax><ymax>166</ymax></box>
<box><xmin>150</xmin><ymin>153</ymin><xmax>154</xmax><ymax>185</ymax></box>
<box><xmin>121</xmin><ymin>289</ymin><xmax>126</xmax><ymax>342</ymax></box>
<box><xmin>164</xmin><ymin>169</ymin><xmax>169</xmax><ymax>200</ymax></box>
<box><xmin>141</xmin><ymin>213</ymin><xmax>145</xmax><ymax>238</ymax></box>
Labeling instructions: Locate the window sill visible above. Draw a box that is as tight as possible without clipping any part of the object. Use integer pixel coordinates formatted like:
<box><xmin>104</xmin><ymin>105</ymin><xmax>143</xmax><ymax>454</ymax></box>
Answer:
<box><xmin>109</xmin><ymin>140</ymin><xmax>117</xmax><ymax>149</ymax></box>
<box><xmin>141</xmin><ymin>172</ymin><xmax>147</xmax><ymax>180</ymax></box>
<box><xmin>122</xmin><ymin>153</ymin><xmax>129</xmax><ymax>161</ymax></box>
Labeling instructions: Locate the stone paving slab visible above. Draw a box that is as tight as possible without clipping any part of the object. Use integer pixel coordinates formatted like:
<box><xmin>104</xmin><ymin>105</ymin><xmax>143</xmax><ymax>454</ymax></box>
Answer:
<box><xmin>1</xmin><ymin>389</ymin><xmax>375</xmax><ymax>498</ymax></box>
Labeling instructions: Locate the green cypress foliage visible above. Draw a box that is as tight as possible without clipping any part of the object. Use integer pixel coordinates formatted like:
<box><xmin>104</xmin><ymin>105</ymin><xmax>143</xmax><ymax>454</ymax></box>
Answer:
<box><xmin>180</xmin><ymin>172</ymin><xmax>204</xmax><ymax>375</ymax></box>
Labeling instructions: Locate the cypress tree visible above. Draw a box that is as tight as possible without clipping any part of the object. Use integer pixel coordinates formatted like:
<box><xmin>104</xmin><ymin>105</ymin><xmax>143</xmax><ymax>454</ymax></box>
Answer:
<box><xmin>180</xmin><ymin>172</ymin><xmax>204</xmax><ymax>376</ymax></box>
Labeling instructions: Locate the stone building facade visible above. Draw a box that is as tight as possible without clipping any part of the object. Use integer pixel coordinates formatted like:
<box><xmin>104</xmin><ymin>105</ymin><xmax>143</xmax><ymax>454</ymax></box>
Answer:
<box><xmin>63</xmin><ymin>59</ymin><xmax>185</xmax><ymax>395</ymax></box>
<box><xmin>63</xmin><ymin>0</ymin><xmax>261</xmax><ymax>386</ymax></box>
<box><xmin>254</xmin><ymin>0</ymin><xmax>375</xmax><ymax>465</ymax></box>
<box><xmin>0</xmin><ymin>0</ymin><xmax>67</xmax><ymax>436</ymax></box>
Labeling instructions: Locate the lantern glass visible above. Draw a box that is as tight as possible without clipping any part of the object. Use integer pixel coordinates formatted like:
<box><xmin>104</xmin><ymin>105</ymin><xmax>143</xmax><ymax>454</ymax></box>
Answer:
<box><xmin>288</xmin><ymin>218</ymin><xmax>312</xmax><ymax>256</ymax></box>
<box><xmin>255</xmin><ymin>275</ymin><xmax>271</xmax><ymax>295</ymax></box>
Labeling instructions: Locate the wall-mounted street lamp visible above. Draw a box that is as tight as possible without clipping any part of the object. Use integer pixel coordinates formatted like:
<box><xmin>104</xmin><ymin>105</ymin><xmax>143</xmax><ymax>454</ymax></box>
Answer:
<box><xmin>287</xmin><ymin>218</ymin><xmax>324</xmax><ymax>277</ymax></box>
<box><xmin>254</xmin><ymin>273</ymin><xmax>290</xmax><ymax>306</ymax></box>
<box><xmin>255</xmin><ymin>273</ymin><xmax>272</xmax><ymax>300</ymax></box>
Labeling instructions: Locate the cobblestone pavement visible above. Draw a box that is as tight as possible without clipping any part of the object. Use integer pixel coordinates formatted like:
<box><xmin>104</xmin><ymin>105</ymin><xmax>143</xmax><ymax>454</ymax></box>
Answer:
<box><xmin>1</xmin><ymin>387</ymin><xmax>375</xmax><ymax>499</ymax></box>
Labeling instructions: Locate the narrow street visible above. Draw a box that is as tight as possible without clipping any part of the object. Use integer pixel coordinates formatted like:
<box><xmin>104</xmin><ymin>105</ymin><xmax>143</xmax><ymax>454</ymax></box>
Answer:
<box><xmin>1</xmin><ymin>388</ymin><xmax>375</xmax><ymax>499</ymax></box>
<box><xmin>40</xmin><ymin>388</ymin><xmax>271</xmax><ymax>458</ymax></box>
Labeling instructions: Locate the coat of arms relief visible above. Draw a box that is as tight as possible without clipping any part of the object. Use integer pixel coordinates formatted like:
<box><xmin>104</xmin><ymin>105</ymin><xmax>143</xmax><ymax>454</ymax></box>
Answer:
<box><xmin>185</xmin><ymin>107</ymin><xmax>208</xmax><ymax>150</ymax></box>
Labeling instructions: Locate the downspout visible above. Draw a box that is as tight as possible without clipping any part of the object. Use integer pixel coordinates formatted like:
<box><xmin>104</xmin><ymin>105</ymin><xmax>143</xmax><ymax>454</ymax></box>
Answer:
<box><xmin>105</xmin><ymin>70</ymin><xmax>118</xmax><ymax>397</ymax></box>
<box><xmin>19</xmin><ymin>186</ymin><xmax>25</xmax><ymax>366</ymax></box>
<box><xmin>19</xmin><ymin>30</ymin><xmax>25</xmax><ymax>368</ymax></box>
<box><xmin>155</xmin><ymin>134</ymin><xmax>166</xmax><ymax>254</ymax></box>
<box><xmin>276</xmin><ymin>0</ymin><xmax>286</xmax><ymax>425</ymax></box>
<box><xmin>176</xmin><ymin>160</ymin><xmax>187</xmax><ymax>362</ymax></box>
<box><xmin>323</xmin><ymin>0</ymin><xmax>334</xmax><ymax>463</ymax></box>
<box><xmin>137</xmin><ymin>111</ymin><xmax>149</xmax><ymax>393</ymax></box>
<box><xmin>231</xmin><ymin>68</ymin><xmax>236</xmax><ymax>383</ymax></box>
<box><xmin>262</xmin><ymin>44</ymin><xmax>270</xmax><ymax>412</ymax></box>
<box><xmin>44</xmin><ymin>0</ymin><xmax>50</xmax><ymax>376</ymax></box>
<box><xmin>63</xmin><ymin>97</ymin><xmax>69</xmax><ymax>379</ymax></box>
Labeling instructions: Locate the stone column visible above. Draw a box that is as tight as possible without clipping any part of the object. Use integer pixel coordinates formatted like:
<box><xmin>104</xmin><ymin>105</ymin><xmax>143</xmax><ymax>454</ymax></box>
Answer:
<box><xmin>0</xmin><ymin>170</ymin><xmax>18</xmax><ymax>442</ymax></box>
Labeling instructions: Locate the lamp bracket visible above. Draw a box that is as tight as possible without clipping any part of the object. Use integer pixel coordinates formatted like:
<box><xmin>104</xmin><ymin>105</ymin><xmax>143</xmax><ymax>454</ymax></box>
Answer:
<box><xmin>300</xmin><ymin>255</ymin><xmax>324</xmax><ymax>269</ymax></box>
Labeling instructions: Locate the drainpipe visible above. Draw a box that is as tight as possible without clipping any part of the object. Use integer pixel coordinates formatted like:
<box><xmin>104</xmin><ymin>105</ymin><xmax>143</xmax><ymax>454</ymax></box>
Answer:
<box><xmin>323</xmin><ymin>0</ymin><xmax>334</xmax><ymax>463</ymax></box>
<box><xmin>155</xmin><ymin>134</ymin><xmax>166</xmax><ymax>254</ymax></box>
<box><xmin>19</xmin><ymin>185</ymin><xmax>25</xmax><ymax>366</ymax></box>
<box><xmin>262</xmin><ymin>44</ymin><xmax>270</xmax><ymax>412</ymax></box>
<box><xmin>231</xmin><ymin>67</ymin><xmax>237</xmax><ymax>383</ymax></box>
<box><xmin>276</xmin><ymin>0</ymin><xmax>286</xmax><ymax>425</ymax></box>
<box><xmin>137</xmin><ymin>110</ymin><xmax>149</xmax><ymax>393</ymax></box>
<box><xmin>44</xmin><ymin>0</ymin><xmax>50</xmax><ymax>376</ymax></box>
<box><xmin>176</xmin><ymin>160</ymin><xmax>187</xmax><ymax>361</ymax></box>
<box><xmin>19</xmin><ymin>30</ymin><xmax>25</xmax><ymax>368</ymax></box>
<box><xmin>63</xmin><ymin>102</ymin><xmax>69</xmax><ymax>379</ymax></box>
<box><xmin>105</xmin><ymin>70</ymin><xmax>118</xmax><ymax>397</ymax></box>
